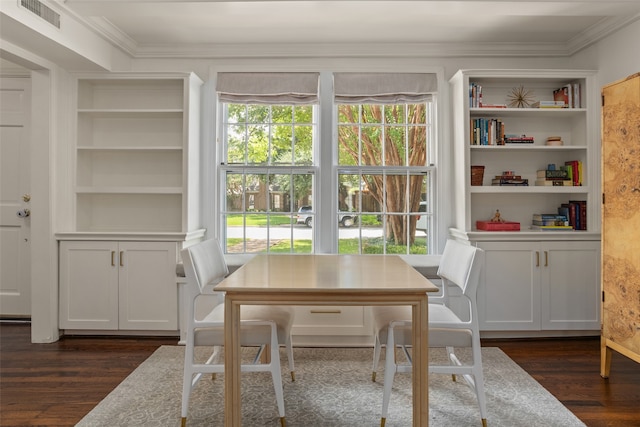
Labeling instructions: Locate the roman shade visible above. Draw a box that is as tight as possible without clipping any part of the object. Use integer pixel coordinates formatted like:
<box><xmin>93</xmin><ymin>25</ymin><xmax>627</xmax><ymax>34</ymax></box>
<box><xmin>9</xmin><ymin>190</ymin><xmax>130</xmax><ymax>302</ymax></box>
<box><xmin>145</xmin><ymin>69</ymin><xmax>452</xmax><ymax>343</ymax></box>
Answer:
<box><xmin>334</xmin><ymin>73</ymin><xmax>437</xmax><ymax>104</ymax></box>
<box><xmin>216</xmin><ymin>72</ymin><xmax>320</xmax><ymax>104</ymax></box>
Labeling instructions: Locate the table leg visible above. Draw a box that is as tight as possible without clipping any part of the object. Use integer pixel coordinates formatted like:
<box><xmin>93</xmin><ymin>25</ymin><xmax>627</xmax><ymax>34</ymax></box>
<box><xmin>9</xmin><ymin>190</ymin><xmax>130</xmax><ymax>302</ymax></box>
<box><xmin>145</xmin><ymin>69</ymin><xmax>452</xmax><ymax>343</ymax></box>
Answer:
<box><xmin>412</xmin><ymin>295</ymin><xmax>429</xmax><ymax>426</ymax></box>
<box><xmin>224</xmin><ymin>296</ymin><xmax>242</xmax><ymax>426</ymax></box>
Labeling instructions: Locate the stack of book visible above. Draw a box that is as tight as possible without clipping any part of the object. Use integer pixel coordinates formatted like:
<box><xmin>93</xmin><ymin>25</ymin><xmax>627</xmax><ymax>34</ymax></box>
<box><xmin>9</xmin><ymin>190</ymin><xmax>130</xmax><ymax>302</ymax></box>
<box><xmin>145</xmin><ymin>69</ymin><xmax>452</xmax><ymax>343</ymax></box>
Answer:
<box><xmin>535</xmin><ymin>168</ymin><xmax>573</xmax><ymax>186</ymax></box>
<box><xmin>531</xmin><ymin>100</ymin><xmax>566</xmax><ymax>108</ymax></box>
<box><xmin>492</xmin><ymin>172</ymin><xmax>529</xmax><ymax>186</ymax></box>
<box><xmin>504</xmin><ymin>134</ymin><xmax>534</xmax><ymax>144</ymax></box>
<box><xmin>531</xmin><ymin>213</ymin><xmax>573</xmax><ymax>231</ymax></box>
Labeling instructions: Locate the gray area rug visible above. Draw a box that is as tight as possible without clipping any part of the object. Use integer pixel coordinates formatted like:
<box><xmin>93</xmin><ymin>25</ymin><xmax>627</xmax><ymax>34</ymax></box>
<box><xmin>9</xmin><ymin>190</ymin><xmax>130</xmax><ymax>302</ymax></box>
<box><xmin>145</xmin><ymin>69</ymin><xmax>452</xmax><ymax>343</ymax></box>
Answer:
<box><xmin>77</xmin><ymin>346</ymin><xmax>585</xmax><ymax>427</ymax></box>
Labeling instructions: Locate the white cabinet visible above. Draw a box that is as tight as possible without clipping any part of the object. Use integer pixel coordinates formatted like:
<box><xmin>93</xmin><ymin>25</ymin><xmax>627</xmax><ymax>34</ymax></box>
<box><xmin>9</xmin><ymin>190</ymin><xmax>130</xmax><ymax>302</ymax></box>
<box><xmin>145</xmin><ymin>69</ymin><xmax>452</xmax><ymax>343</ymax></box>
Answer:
<box><xmin>59</xmin><ymin>241</ymin><xmax>179</xmax><ymax>331</ymax></box>
<box><xmin>477</xmin><ymin>240</ymin><xmax>600</xmax><ymax>332</ymax></box>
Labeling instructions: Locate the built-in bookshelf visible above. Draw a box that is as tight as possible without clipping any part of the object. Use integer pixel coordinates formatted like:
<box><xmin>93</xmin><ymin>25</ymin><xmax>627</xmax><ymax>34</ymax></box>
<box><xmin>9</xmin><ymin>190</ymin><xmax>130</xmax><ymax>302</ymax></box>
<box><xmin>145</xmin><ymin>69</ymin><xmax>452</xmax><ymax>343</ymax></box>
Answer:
<box><xmin>449</xmin><ymin>70</ymin><xmax>601</xmax><ymax>335</ymax></box>
<box><xmin>72</xmin><ymin>73</ymin><xmax>203</xmax><ymax>235</ymax></box>
<box><xmin>449</xmin><ymin>69</ymin><xmax>600</xmax><ymax>238</ymax></box>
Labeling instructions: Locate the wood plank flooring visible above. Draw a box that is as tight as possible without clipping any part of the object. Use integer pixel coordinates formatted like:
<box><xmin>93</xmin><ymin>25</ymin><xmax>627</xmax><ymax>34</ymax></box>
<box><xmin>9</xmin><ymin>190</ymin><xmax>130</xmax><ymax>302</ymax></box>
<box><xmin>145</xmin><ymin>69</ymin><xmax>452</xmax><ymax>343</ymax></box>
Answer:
<box><xmin>1</xmin><ymin>322</ymin><xmax>639</xmax><ymax>426</ymax></box>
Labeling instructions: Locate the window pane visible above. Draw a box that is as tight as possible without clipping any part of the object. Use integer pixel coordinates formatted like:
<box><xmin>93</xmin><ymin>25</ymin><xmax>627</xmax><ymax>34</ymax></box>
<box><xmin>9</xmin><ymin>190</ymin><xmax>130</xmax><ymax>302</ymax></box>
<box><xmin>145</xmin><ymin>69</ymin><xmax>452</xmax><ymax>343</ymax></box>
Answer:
<box><xmin>247</xmin><ymin>105</ymin><xmax>269</xmax><ymax>123</ymax></box>
<box><xmin>362</xmin><ymin>104</ymin><xmax>382</xmax><ymax>123</ymax></box>
<box><xmin>361</xmin><ymin>126</ymin><xmax>383</xmax><ymax>166</ymax></box>
<box><xmin>272</xmin><ymin>125</ymin><xmax>293</xmax><ymax>164</ymax></box>
<box><xmin>384</xmin><ymin>104</ymin><xmax>405</xmax><ymax>124</ymax></box>
<box><xmin>337</xmin><ymin>124</ymin><xmax>359</xmax><ymax>166</ymax></box>
<box><xmin>225</xmin><ymin>172</ymin><xmax>244</xmax><ymax>212</ymax></box>
<box><xmin>247</xmin><ymin>124</ymin><xmax>269</xmax><ymax>164</ymax></box>
<box><xmin>227</xmin><ymin>125</ymin><xmax>246</xmax><ymax>164</ymax></box>
<box><xmin>294</xmin><ymin>125</ymin><xmax>313</xmax><ymax>165</ymax></box>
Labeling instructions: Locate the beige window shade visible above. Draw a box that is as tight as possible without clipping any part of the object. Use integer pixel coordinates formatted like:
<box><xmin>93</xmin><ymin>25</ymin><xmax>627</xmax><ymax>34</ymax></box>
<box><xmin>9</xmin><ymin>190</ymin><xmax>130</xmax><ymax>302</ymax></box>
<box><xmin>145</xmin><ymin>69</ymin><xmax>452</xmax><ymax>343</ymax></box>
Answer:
<box><xmin>216</xmin><ymin>72</ymin><xmax>320</xmax><ymax>104</ymax></box>
<box><xmin>334</xmin><ymin>73</ymin><xmax>436</xmax><ymax>104</ymax></box>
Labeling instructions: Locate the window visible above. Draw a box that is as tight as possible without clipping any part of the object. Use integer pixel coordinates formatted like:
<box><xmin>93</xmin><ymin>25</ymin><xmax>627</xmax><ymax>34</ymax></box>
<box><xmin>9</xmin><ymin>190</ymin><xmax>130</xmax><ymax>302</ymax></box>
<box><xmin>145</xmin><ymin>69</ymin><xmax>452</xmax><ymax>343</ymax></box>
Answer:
<box><xmin>220</xmin><ymin>103</ymin><xmax>317</xmax><ymax>254</ymax></box>
<box><xmin>217</xmin><ymin>73</ymin><xmax>319</xmax><ymax>254</ymax></box>
<box><xmin>336</xmin><ymin>102</ymin><xmax>434</xmax><ymax>254</ymax></box>
<box><xmin>216</xmin><ymin>72</ymin><xmax>437</xmax><ymax>255</ymax></box>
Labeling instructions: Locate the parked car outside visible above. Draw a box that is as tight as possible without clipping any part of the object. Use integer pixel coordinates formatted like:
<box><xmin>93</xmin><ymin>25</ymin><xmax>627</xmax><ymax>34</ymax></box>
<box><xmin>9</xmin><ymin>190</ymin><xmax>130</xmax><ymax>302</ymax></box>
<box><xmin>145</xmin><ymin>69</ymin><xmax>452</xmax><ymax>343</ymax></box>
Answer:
<box><xmin>296</xmin><ymin>206</ymin><xmax>357</xmax><ymax>228</ymax></box>
<box><xmin>416</xmin><ymin>201</ymin><xmax>428</xmax><ymax>231</ymax></box>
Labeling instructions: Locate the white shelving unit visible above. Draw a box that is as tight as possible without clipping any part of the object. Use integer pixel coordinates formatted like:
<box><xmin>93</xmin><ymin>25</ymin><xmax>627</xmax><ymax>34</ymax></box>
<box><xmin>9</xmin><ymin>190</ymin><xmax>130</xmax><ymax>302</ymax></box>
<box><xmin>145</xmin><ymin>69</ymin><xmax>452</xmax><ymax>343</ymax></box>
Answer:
<box><xmin>449</xmin><ymin>69</ymin><xmax>601</xmax><ymax>335</ymax></box>
<box><xmin>72</xmin><ymin>75</ymin><xmax>202</xmax><ymax>234</ymax></box>
<box><xmin>57</xmin><ymin>73</ymin><xmax>204</xmax><ymax>334</ymax></box>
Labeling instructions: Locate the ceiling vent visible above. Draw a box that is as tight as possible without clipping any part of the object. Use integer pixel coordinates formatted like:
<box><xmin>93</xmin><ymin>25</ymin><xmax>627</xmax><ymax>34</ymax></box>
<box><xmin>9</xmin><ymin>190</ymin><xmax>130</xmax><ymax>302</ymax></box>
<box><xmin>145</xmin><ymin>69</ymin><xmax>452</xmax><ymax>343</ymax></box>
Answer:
<box><xmin>20</xmin><ymin>0</ymin><xmax>61</xmax><ymax>29</ymax></box>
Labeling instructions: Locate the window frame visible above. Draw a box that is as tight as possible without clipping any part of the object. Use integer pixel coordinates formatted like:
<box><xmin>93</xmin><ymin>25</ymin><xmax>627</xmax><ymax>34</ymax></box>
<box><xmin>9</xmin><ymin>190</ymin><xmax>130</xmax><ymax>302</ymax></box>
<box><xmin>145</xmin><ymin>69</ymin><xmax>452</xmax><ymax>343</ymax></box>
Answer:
<box><xmin>211</xmin><ymin>69</ymin><xmax>445</xmax><ymax>263</ymax></box>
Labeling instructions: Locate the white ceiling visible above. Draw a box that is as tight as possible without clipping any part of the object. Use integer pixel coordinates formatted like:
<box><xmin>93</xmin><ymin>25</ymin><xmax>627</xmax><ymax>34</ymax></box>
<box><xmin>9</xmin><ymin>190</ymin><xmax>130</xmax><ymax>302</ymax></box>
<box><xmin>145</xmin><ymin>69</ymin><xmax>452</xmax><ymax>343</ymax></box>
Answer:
<box><xmin>38</xmin><ymin>1</ymin><xmax>640</xmax><ymax>57</ymax></box>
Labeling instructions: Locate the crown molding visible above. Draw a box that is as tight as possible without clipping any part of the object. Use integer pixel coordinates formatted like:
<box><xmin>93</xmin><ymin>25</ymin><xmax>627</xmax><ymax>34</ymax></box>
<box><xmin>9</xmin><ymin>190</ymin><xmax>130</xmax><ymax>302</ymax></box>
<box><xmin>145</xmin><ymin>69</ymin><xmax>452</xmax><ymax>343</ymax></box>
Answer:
<box><xmin>83</xmin><ymin>17</ymin><xmax>138</xmax><ymax>57</ymax></box>
<box><xmin>131</xmin><ymin>41</ymin><xmax>571</xmax><ymax>59</ymax></box>
<box><xmin>566</xmin><ymin>13</ymin><xmax>640</xmax><ymax>55</ymax></box>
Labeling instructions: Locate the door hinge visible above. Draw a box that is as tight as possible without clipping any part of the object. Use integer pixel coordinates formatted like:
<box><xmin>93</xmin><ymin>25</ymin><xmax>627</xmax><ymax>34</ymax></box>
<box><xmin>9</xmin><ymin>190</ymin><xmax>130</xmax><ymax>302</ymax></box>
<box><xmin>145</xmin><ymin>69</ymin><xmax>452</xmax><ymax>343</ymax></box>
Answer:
<box><xmin>602</xmin><ymin>193</ymin><xmax>605</xmax><ymax>205</ymax></box>
<box><xmin>602</xmin><ymin>290</ymin><xmax>605</xmax><ymax>302</ymax></box>
<box><xmin>602</xmin><ymin>94</ymin><xmax>605</xmax><ymax>107</ymax></box>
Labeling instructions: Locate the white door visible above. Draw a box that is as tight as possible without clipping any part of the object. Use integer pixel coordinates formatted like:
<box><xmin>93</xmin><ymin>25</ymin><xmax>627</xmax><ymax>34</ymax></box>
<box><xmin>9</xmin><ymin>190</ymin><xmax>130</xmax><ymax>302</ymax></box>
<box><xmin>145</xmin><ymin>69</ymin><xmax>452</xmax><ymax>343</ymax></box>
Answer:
<box><xmin>0</xmin><ymin>77</ymin><xmax>31</xmax><ymax>316</ymax></box>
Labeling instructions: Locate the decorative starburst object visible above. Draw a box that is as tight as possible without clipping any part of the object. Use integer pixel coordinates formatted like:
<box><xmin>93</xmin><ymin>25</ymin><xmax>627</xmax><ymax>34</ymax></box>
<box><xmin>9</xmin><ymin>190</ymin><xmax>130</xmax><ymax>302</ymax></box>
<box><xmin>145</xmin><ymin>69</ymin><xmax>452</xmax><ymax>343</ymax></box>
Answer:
<box><xmin>507</xmin><ymin>85</ymin><xmax>535</xmax><ymax>108</ymax></box>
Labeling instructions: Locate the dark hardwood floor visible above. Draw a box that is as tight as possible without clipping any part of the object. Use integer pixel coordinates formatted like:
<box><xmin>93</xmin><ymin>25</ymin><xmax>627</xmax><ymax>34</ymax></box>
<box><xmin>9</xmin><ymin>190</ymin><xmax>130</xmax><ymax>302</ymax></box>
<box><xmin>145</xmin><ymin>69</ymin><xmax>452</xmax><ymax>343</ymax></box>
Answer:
<box><xmin>1</xmin><ymin>322</ymin><xmax>639</xmax><ymax>426</ymax></box>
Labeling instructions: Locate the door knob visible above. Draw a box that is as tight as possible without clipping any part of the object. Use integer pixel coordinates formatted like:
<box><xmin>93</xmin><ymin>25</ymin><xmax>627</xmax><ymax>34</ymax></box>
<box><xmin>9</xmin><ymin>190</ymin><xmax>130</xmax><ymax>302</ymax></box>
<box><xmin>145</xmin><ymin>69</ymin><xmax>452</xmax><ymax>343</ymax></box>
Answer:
<box><xmin>16</xmin><ymin>208</ymin><xmax>31</xmax><ymax>218</ymax></box>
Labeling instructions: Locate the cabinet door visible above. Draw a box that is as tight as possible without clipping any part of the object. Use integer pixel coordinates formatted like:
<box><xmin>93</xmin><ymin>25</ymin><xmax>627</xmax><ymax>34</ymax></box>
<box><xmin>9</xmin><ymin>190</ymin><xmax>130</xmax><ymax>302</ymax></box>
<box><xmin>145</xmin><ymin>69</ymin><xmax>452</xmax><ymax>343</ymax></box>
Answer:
<box><xmin>541</xmin><ymin>241</ymin><xmax>600</xmax><ymax>330</ymax></box>
<box><xmin>477</xmin><ymin>241</ymin><xmax>541</xmax><ymax>330</ymax></box>
<box><xmin>59</xmin><ymin>241</ymin><xmax>119</xmax><ymax>329</ymax></box>
<box><xmin>118</xmin><ymin>241</ymin><xmax>178</xmax><ymax>330</ymax></box>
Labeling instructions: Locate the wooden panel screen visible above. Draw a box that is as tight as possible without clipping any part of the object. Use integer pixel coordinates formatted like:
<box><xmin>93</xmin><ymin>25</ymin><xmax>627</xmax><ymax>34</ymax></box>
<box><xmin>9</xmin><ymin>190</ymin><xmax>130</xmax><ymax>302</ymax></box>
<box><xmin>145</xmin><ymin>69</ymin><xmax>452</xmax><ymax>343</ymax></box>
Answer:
<box><xmin>601</xmin><ymin>72</ymin><xmax>640</xmax><ymax>376</ymax></box>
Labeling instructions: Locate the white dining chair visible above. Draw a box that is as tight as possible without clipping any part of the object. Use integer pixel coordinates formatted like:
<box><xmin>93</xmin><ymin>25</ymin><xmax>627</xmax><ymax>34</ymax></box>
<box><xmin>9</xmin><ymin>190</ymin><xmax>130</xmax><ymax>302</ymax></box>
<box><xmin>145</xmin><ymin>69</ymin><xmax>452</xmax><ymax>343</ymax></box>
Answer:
<box><xmin>371</xmin><ymin>239</ymin><xmax>488</xmax><ymax>427</ymax></box>
<box><xmin>180</xmin><ymin>239</ymin><xmax>295</xmax><ymax>427</ymax></box>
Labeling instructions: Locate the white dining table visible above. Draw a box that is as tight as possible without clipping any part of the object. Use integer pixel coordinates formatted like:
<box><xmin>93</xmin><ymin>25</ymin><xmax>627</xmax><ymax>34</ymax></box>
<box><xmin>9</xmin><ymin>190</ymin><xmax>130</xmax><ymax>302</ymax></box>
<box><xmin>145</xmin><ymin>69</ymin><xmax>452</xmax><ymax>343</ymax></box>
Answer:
<box><xmin>215</xmin><ymin>254</ymin><xmax>438</xmax><ymax>426</ymax></box>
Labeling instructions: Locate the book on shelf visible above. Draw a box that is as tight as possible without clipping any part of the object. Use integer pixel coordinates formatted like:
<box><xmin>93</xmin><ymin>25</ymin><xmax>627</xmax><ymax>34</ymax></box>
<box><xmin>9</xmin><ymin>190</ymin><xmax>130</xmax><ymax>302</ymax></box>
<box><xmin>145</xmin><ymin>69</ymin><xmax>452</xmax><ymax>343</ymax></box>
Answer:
<box><xmin>531</xmin><ymin>100</ymin><xmax>566</xmax><ymax>108</ymax></box>
<box><xmin>492</xmin><ymin>178</ymin><xmax>529</xmax><ymax>186</ymax></box>
<box><xmin>553</xmin><ymin>85</ymin><xmax>575</xmax><ymax>108</ymax></box>
<box><xmin>564</xmin><ymin>160</ymin><xmax>583</xmax><ymax>186</ymax></box>
<box><xmin>572</xmin><ymin>82</ymin><xmax>582</xmax><ymax>108</ymax></box>
<box><xmin>469</xmin><ymin>82</ymin><xmax>482</xmax><ymax>108</ymax></box>
<box><xmin>470</xmin><ymin>118</ymin><xmax>505</xmax><ymax>145</ymax></box>
<box><xmin>569</xmin><ymin>200</ymin><xmax>587</xmax><ymax>230</ymax></box>
<box><xmin>532</xmin><ymin>213</ymin><xmax>569</xmax><ymax>222</ymax></box>
<box><xmin>504</xmin><ymin>135</ymin><xmax>534</xmax><ymax>144</ymax></box>
<box><xmin>532</xmin><ymin>215</ymin><xmax>569</xmax><ymax>226</ymax></box>
<box><xmin>530</xmin><ymin>225</ymin><xmax>574</xmax><ymax>231</ymax></box>
<box><xmin>558</xmin><ymin>201</ymin><xmax>587</xmax><ymax>230</ymax></box>
<box><xmin>552</xmin><ymin>83</ymin><xmax>581</xmax><ymax>108</ymax></box>
<box><xmin>535</xmin><ymin>179</ymin><xmax>573</xmax><ymax>186</ymax></box>
<box><xmin>479</xmin><ymin>103</ymin><xmax>508</xmax><ymax>108</ymax></box>
<box><xmin>536</xmin><ymin>169</ymin><xmax>569</xmax><ymax>179</ymax></box>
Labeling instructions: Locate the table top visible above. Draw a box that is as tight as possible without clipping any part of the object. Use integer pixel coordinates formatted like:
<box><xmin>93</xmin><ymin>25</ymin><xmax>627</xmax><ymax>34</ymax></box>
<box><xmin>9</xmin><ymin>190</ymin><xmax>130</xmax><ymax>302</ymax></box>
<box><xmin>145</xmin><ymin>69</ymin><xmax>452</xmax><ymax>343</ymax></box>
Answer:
<box><xmin>215</xmin><ymin>254</ymin><xmax>438</xmax><ymax>294</ymax></box>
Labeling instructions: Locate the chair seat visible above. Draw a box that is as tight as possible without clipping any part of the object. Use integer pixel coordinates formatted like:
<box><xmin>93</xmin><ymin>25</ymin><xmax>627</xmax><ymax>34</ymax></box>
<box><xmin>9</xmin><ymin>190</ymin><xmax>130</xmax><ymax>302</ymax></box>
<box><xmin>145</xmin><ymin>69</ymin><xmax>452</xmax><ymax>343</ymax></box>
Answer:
<box><xmin>194</xmin><ymin>304</ymin><xmax>294</xmax><ymax>346</ymax></box>
<box><xmin>371</xmin><ymin>303</ymin><xmax>472</xmax><ymax>348</ymax></box>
